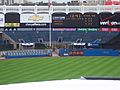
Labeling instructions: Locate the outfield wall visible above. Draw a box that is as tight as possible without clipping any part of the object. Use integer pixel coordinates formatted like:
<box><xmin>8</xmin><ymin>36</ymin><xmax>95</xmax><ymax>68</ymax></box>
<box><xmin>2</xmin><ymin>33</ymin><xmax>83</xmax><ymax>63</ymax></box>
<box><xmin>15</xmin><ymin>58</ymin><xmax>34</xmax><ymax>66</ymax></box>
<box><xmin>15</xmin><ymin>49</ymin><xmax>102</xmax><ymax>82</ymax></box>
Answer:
<box><xmin>83</xmin><ymin>49</ymin><xmax>119</xmax><ymax>56</ymax></box>
<box><xmin>59</xmin><ymin>48</ymin><xmax>119</xmax><ymax>56</ymax></box>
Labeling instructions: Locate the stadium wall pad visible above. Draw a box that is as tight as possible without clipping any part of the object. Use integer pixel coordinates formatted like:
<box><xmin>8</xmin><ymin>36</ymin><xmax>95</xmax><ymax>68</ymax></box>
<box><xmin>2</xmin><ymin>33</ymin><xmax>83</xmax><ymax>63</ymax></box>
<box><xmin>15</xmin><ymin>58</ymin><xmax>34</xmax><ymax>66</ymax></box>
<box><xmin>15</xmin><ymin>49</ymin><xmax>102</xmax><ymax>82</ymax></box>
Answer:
<box><xmin>83</xmin><ymin>49</ymin><xmax>119</xmax><ymax>56</ymax></box>
<box><xmin>59</xmin><ymin>48</ymin><xmax>119</xmax><ymax>56</ymax></box>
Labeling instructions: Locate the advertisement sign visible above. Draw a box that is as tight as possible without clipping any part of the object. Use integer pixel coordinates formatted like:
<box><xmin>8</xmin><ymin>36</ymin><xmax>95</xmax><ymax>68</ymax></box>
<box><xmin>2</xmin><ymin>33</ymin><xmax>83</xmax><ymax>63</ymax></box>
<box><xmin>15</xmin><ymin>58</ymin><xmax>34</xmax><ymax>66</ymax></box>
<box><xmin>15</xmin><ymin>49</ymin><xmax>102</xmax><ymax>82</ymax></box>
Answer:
<box><xmin>100</xmin><ymin>13</ymin><xmax>120</xmax><ymax>28</ymax></box>
<box><xmin>100</xmin><ymin>28</ymin><xmax>120</xmax><ymax>32</ymax></box>
<box><xmin>77</xmin><ymin>28</ymin><xmax>98</xmax><ymax>32</ymax></box>
<box><xmin>0</xmin><ymin>14</ymin><xmax>4</xmax><ymax>27</ymax></box>
<box><xmin>20</xmin><ymin>14</ymin><xmax>50</xmax><ymax>23</ymax></box>
<box><xmin>52</xmin><ymin>13</ymin><xmax>66</xmax><ymax>28</ymax></box>
<box><xmin>5</xmin><ymin>13</ymin><xmax>20</xmax><ymax>27</ymax></box>
<box><xmin>53</xmin><ymin>28</ymin><xmax>76</xmax><ymax>31</ymax></box>
<box><xmin>87</xmin><ymin>43</ymin><xmax>99</xmax><ymax>47</ymax></box>
<box><xmin>110</xmin><ymin>28</ymin><xmax>120</xmax><ymax>32</ymax></box>
<box><xmin>20</xmin><ymin>14</ymin><xmax>50</xmax><ymax>27</ymax></box>
<box><xmin>69</xmin><ymin>51</ymin><xmax>84</xmax><ymax>56</ymax></box>
<box><xmin>5</xmin><ymin>23</ymin><xmax>20</xmax><ymax>27</ymax></box>
<box><xmin>20</xmin><ymin>23</ymin><xmax>49</xmax><ymax>28</ymax></box>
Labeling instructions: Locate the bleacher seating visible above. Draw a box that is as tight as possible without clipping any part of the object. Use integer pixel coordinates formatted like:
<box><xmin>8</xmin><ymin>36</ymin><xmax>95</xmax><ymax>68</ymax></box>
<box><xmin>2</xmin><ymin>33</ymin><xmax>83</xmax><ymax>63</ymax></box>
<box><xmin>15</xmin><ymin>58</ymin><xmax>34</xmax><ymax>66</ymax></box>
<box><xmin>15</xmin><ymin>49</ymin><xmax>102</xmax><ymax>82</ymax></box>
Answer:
<box><xmin>0</xmin><ymin>39</ymin><xmax>4</xmax><ymax>45</ymax></box>
<box><xmin>0</xmin><ymin>44</ymin><xmax>14</xmax><ymax>51</ymax></box>
<box><xmin>4</xmin><ymin>31</ymin><xmax>49</xmax><ymax>43</ymax></box>
<box><xmin>3</xmin><ymin>30</ymin><xmax>119</xmax><ymax>44</ymax></box>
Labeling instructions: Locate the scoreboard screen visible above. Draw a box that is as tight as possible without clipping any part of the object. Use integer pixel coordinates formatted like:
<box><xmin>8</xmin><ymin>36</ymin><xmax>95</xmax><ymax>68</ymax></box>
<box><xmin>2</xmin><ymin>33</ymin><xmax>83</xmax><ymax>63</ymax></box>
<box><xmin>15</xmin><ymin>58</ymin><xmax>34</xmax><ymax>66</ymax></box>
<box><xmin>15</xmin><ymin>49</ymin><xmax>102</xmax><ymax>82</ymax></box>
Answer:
<box><xmin>52</xmin><ymin>13</ymin><xmax>66</xmax><ymax>28</ymax></box>
<box><xmin>52</xmin><ymin>13</ymin><xmax>99</xmax><ymax>28</ymax></box>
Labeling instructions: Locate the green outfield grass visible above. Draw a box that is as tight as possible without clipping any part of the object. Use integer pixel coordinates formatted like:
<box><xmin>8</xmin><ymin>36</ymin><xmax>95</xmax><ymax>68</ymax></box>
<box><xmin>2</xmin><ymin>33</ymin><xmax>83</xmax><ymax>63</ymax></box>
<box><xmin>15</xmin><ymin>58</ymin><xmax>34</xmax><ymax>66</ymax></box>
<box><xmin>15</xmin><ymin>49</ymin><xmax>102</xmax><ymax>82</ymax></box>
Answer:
<box><xmin>0</xmin><ymin>56</ymin><xmax>120</xmax><ymax>84</ymax></box>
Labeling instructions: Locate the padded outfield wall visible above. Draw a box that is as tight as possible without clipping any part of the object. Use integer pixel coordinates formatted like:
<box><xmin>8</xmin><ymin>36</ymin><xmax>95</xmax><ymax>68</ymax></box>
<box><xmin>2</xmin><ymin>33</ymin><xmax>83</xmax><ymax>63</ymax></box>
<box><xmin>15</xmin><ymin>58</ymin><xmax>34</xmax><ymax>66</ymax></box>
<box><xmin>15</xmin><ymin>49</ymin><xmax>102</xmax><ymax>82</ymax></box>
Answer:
<box><xmin>59</xmin><ymin>48</ymin><xmax>119</xmax><ymax>56</ymax></box>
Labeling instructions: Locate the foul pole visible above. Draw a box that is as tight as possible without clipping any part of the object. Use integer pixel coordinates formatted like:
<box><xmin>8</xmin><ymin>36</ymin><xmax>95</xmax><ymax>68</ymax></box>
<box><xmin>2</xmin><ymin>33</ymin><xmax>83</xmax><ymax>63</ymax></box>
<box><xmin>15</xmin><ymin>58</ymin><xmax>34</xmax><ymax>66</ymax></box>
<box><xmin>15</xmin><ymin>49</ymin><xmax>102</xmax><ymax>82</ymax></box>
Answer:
<box><xmin>48</xmin><ymin>0</ymin><xmax>52</xmax><ymax>47</ymax></box>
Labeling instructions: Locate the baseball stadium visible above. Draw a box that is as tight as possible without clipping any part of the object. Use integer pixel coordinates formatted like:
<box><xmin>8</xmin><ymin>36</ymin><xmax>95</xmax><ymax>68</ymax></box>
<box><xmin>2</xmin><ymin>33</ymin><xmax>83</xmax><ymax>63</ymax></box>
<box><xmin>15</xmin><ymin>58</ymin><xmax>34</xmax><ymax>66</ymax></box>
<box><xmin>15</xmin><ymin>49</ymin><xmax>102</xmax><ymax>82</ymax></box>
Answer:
<box><xmin>0</xmin><ymin>0</ymin><xmax>120</xmax><ymax>88</ymax></box>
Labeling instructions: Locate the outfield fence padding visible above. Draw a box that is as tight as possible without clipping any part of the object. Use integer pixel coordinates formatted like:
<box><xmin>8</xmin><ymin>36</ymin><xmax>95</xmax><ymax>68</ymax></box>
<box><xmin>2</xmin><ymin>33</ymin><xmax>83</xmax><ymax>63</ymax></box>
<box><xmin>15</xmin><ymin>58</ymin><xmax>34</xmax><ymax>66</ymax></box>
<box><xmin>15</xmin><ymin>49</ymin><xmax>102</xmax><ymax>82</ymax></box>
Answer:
<box><xmin>59</xmin><ymin>48</ymin><xmax>119</xmax><ymax>56</ymax></box>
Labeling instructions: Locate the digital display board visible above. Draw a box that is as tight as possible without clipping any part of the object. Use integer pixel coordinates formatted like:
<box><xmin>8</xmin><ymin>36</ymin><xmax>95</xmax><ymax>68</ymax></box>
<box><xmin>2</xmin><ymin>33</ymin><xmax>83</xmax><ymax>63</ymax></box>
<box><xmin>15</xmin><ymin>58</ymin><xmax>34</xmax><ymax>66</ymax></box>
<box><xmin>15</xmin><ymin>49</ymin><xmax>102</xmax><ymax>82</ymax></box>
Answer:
<box><xmin>52</xmin><ymin>13</ymin><xmax>99</xmax><ymax>28</ymax></box>
<box><xmin>5</xmin><ymin>13</ymin><xmax>20</xmax><ymax>27</ymax></box>
<box><xmin>52</xmin><ymin>13</ymin><xmax>66</xmax><ymax>28</ymax></box>
<box><xmin>66</xmin><ymin>13</ymin><xmax>99</xmax><ymax>28</ymax></box>
<box><xmin>100</xmin><ymin>12</ymin><xmax>120</xmax><ymax>28</ymax></box>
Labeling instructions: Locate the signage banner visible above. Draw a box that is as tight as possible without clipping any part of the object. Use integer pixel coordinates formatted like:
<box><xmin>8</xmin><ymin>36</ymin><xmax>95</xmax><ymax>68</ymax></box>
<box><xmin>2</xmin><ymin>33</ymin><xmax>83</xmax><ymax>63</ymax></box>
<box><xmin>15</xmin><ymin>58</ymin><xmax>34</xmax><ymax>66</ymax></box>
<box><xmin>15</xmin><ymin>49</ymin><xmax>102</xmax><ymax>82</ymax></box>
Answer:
<box><xmin>69</xmin><ymin>51</ymin><xmax>84</xmax><ymax>56</ymax></box>
<box><xmin>100</xmin><ymin>28</ymin><xmax>120</xmax><ymax>32</ymax></box>
<box><xmin>77</xmin><ymin>28</ymin><xmax>98</xmax><ymax>32</ymax></box>
<box><xmin>100</xmin><ymin>13</ymin><xmax>120</xmax><ymax>28</ymax></box>
<box><xmin>20</xmin><ymin>14</ymin><xmax>50</xmax><ymax>23</ymax></box>
<box><xmin>53</xmin><ymin>28</ymin><xmax>76</xmax><ymax>31</ymax></box>
<box><xmin>20</xmin><ymin>23</ymin><xmax>49</xmax><ymax>28</ymax></box>
<box><xmin>5</xmin><ymin>23</ymin><xmax>20</xmax><ymax>27</ymax></box>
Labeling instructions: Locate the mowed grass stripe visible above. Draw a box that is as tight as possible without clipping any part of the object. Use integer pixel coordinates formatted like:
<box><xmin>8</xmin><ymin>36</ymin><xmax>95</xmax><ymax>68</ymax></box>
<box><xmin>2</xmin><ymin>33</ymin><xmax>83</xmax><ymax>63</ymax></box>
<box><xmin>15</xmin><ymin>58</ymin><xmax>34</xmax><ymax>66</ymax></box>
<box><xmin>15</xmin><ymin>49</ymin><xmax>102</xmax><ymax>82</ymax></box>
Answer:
<box><xmin>78</xmin><ymin>57</ymin><xmax>115</xmax><ymax>76</ymax></box>
<box><xmin>0</xmin><ymin>57</ymin><xmax>58</xmax><ymax>69</ymax></box>
<box><xmin>48</xmin><ymin>57</ymin><xmax>109</xmax><ymax>79</ymax></box>
<box><xmin>0</xmin><ymin>56</ymin><xmax>88</xmax><ymax>83</ymax></box>
<box><xmin>15</xmin><ymin>57</ymin><xmax>88</xmax><ymax>81</ymax></box>
<box><xmin>96</xmin><ymin>57</ymin><xmax>120</xmax><ymax>76</ymax></box>
<box><xmin>10</xmin><ymin>57</ymin><xmax>80</xmax><ymax>82</ymax></box>
<box><xmin>0</xmin><ymin>57</ymin><xmax>58</xmax><ymax>76</ymax></box>
<box><xmin>0</xmin><ymin>56</ymin><xmax>120</xmax><ymax>84</ymax></box>
<box><xmin>0</xmin><ymin>57</ymin><xmax>115</xmax><ymax>82</ymax></box>
<box><xmin>85</xmin><ymin>57</ymin><xmax>120</xmax><ymax>76</ymax></box>
<box><xmin>54</xmin><ymin>57</ymin><xmax>107</xmax><ymax>78</ymax></box>
<box><xmin>0</xmin><ymin>57</ymin><xmax>61</xmax><ymax>80</ymax></box>
<box><xmin>0</xmin><ymin>57</ymin><xmax>75</xmax><ymax>84</ymax></box>
<box><xmin>27</xmin><ymin>56</ymin><xmax>120</xmax><ymax>80</ymax></box>
<box><xmin>31</xmin><ymin>57</ymin><xmax>100</xmax><ymax>80</ymax></box>
<box><xmin>0</xmin><ymin>58</ymin><xmax>59</xmax><ymax>83</ymax></box>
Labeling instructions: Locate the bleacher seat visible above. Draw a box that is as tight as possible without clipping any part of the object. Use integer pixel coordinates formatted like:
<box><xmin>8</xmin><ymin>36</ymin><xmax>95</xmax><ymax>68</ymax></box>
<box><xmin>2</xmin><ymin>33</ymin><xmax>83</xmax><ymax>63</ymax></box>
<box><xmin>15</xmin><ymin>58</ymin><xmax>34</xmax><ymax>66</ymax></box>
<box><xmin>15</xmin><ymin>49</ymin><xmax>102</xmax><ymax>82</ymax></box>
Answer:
<box><xmin>3</xmin><ymin>31</ymin><xmax>119</xmax><ymax>44</ymax></box>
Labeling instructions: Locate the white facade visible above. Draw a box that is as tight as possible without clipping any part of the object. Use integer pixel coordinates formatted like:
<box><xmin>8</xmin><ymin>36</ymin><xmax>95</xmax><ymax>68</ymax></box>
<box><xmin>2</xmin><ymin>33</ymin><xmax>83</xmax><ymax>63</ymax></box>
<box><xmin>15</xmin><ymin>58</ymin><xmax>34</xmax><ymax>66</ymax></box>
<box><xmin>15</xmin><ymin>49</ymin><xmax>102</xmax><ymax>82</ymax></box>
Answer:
<box><xmin>0</xmin><ymin>0</ymin><xmax>5</xmax><ymax>4</ymax></box>
<box><xmin>14</xmin><ymin>0</ymin><xmax>28</xmax><ymax>4</ymax></box>
<box><xmin>6</xmin><ymin>0</ymin><xmax>14</xmax><ymax>5</ymax></box>
<box><xmin>0</xmin><ymin>5</ymin><xmax>120</xmax><ymax>14</ymax></box>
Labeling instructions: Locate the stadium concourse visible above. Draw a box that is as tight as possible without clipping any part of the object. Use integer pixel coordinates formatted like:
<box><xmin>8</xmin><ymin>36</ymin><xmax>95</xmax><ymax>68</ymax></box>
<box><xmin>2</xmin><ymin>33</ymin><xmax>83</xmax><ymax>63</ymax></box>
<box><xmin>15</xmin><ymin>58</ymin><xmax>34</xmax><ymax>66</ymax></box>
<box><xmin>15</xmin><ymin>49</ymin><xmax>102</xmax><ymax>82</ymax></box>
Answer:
<box><xmin>0</xmin><ymin>79</ymin><xmax>120</xmax><ymax>90</ymax></box>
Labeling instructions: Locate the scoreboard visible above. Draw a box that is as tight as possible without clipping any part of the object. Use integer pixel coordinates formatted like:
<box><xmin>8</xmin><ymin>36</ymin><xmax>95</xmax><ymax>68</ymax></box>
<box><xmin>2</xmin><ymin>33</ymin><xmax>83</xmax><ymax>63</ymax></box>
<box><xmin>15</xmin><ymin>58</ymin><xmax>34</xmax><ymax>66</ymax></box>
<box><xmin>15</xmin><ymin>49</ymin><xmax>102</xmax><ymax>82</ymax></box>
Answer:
<box><xmin>52</xmin><ymin>13</ymin><xmax>99</xmax><ymax>28</ymax></box>
<box><xmin>65</xmin><ymin>13</ymin><xmax>99</xmax><ymax>28</ymax></box>
<box><xmin>52</xmin><ymin>12</ymin><xmax>120</xmax><ymax>28</ymax></box>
